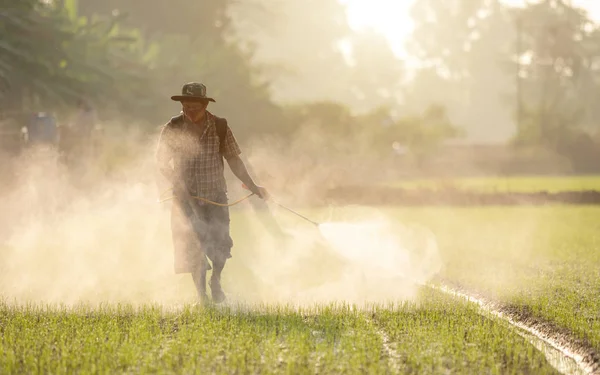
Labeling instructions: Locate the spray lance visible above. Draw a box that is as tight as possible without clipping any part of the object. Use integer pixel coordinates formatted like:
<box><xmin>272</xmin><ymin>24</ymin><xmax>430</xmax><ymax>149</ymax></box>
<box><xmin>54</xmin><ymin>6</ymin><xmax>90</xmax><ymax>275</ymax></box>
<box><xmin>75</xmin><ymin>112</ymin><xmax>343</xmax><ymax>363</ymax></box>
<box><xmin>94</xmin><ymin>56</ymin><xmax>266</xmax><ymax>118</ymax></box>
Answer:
<box><xmin>241</xmin><ymin>184</ymin><xmax>320</xmax><ymax>227</ymax></box>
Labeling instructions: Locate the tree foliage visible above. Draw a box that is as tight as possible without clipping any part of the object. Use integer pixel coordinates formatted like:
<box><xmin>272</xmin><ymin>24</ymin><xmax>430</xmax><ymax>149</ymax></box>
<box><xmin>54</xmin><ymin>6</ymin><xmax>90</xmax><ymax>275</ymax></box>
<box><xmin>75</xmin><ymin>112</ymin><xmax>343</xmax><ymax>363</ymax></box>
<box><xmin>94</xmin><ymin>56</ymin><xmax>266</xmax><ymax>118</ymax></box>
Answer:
<box><xmin>406</xmin><ymin>0</ymin><xmax>600</xmax><ymax>170</ymax></box>
<box><xmin>1</xmin><ymin>0</ymin><xmax>465</xmax><ymax>163</ymax></box>
<box><xmin>284</xmin><ymin>100</ymin><xmax>460</xmax><ymax>163</ymax></box>
<box><xmin>511</xmin><ymin>0</ymin><xmax>600</xmax><ymax>170</ymax></box>
<box><xmin>0</xmin><ymin>0</ymin><xmax>152</xmax><ymax>116</ymax></box>
<box><xmin>406</xmin><ymin>0</ymin><xmax>515</xmax><ymax>141</ymax></box>
<box><xmin>76</xmin><ymin>0</ymin><xmax>287</xmax><ymax>137</ymax></box>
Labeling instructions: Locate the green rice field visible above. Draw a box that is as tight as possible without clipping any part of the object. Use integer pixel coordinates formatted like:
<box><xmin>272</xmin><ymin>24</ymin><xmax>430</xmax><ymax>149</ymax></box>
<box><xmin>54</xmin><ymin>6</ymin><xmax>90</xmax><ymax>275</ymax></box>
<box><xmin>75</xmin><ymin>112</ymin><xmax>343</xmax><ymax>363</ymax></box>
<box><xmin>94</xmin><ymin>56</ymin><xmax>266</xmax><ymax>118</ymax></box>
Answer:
<box><xmin>1</xmin><ymin>175</ymin><xmax>599</xmax><ymax>374</ymax></box>
<box><xmin>386</xmin><ymin>175</ymin><xmax>600</xmax><ymax>193</ymax></box>
<box><xmin>0</xmin><ymin>293</ymin><xmax>559</xmax><ymax>374</ymax></box>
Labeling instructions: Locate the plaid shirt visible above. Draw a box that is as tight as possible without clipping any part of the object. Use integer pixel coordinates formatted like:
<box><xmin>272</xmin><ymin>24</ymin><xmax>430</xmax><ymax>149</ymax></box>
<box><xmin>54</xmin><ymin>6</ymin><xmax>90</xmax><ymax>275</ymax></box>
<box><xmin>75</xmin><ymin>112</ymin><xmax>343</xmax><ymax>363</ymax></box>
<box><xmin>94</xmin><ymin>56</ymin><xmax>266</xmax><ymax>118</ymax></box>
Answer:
<box><xmin>157</xmin><ymin>111</ymin><xmax>241</xmax><ymax>200</ymax></box>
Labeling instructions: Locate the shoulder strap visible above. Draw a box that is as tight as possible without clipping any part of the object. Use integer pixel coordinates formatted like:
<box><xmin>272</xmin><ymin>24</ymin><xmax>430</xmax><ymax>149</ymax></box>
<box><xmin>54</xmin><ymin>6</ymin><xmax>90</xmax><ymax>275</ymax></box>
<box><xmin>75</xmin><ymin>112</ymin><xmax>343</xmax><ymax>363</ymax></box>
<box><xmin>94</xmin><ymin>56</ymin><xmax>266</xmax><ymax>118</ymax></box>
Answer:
<box><xmin>215</xmin><ymin>117</ymin><xmax>228</xmax><ymax>157</ymax></box>
<box><xmin>169</xmin><ymin>113</ymin><xmax>185</xmax><ymax>128</ymax></box>
<box><xmin>170</xmin><ymin>113</ymin><xmax>227</xmax><ymax>156</ymax></box>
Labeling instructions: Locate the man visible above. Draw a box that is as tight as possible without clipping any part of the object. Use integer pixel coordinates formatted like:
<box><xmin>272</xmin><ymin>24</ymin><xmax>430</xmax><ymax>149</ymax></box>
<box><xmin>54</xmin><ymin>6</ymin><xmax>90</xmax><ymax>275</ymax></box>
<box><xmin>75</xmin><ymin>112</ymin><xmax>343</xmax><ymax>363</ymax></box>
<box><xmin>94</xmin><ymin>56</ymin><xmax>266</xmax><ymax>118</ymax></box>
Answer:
<box><xmin>156</xmin><ymin>82</ymin><xmax>268</xmax><ymax>304</ymax></box>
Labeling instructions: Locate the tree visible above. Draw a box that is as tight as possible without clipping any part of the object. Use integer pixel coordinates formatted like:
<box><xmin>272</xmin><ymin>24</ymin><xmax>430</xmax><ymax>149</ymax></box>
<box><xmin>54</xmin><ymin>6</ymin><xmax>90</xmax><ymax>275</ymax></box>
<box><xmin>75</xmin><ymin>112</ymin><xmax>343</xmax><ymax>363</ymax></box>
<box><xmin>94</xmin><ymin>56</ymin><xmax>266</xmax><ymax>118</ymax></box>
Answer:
<box><xmin>514</xmin><ymin>0</ymin><xmax>600</xmax><ymax>141</ymax></box>
<box><xmin>0</xmin><ymin>0</ymin><xmax>153</xmax><ymax>118</ymax></box>
<box><xmin>406</xmin><ymin>0</ymin><xmax>516</xmax><ymax>142</ymax></box>
<box><xmin>507</xmin><ymin>0</ymin><xmax>600</xmax><ymax>171</ymax></box>
<box><xmin>77</xmin><ymin>0</ymin><xmax>286</xmax><ymax>139</ymax></box>
<box><xmin>344</xmin><ymin>31</ymin><xmax>405</xmax><ymax>114</ymax></box>
<box><xmin>230</xmin><ymin>0</ymin><xmax>356</xmax><ymax>105</ymax></box>
<box><xmin>387</xmin><ymin>104</ymin><xmax>463</xmax><ymax>164</ymax></box>
<box><xmin>77</xmin><ymin>0</ymin><xmax>233</xmax><ymax>41</ymax></box>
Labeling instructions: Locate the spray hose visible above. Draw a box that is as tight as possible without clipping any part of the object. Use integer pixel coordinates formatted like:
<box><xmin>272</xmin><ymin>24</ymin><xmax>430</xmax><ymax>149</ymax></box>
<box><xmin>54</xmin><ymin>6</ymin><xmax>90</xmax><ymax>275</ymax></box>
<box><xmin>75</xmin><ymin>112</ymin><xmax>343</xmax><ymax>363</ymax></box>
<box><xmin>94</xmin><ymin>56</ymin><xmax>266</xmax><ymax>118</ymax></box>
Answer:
<box><xmin>157</xmin><ymin>188</ymin><xmax>255</xmax><ymax>207</ymax></box>
<box><xmin>157</xmin><ymin>185</ymin><xmax>320</xmax><ymax>226</ymax></box>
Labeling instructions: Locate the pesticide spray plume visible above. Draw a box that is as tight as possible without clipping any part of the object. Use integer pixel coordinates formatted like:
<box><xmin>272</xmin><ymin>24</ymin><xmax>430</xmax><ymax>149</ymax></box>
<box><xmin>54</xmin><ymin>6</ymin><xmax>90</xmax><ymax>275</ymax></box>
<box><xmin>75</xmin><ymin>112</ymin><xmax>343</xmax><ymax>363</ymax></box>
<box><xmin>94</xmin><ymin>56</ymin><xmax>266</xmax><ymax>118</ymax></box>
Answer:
<box><xmin>242</xmin><ymin>182</ymin><xmax>443</xmax><ymax>302</ymax></box>
<box><xmin>0</xmin><ymin>121</ymin><xmax>445</xmax><ymax>310</ymax></box>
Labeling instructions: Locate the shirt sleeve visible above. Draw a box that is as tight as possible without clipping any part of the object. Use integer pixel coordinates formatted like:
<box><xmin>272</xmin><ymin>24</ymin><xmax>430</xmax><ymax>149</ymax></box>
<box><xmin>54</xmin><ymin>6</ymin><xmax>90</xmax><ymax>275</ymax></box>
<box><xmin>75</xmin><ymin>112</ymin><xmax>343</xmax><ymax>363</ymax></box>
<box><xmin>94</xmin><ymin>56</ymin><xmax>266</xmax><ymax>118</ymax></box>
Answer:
<box><xmin>222</xmin><ymin>124</ymin><xmax>242</xmax><ymax>160</ymax></box>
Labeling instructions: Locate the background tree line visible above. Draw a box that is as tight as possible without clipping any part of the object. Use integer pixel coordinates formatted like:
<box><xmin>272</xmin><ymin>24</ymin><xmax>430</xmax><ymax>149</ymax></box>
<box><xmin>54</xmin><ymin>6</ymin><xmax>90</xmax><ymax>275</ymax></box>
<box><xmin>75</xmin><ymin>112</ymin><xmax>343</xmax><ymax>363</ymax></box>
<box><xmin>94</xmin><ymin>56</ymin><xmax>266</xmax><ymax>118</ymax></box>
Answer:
<box><xmin>1</xmin><ymin>0</ymin><xmax>599</xmax><ymax>172</ymax></box>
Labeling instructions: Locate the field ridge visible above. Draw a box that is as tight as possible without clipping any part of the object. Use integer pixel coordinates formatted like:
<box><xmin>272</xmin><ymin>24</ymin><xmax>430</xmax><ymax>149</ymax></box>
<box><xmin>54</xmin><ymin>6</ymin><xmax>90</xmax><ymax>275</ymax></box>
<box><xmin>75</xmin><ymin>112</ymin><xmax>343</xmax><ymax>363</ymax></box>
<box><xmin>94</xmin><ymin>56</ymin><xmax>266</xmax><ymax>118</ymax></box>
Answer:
<box><xmin>433</xmin><ymin>281</ymin><xmax>600</xmax><ymax>375</ymax></box>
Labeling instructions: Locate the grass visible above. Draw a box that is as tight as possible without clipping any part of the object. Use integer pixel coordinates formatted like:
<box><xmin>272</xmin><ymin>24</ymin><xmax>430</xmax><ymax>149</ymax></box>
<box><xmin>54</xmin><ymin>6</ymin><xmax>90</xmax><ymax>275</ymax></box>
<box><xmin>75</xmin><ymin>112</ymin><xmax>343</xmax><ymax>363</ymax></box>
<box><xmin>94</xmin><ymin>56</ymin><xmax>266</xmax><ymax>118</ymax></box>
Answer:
<box><xmin>381</xmin><ymin>205</ymin><xmax>600</xmax><ymax>352</ymax></box>
<box><xmin>0</xmin><ymin>292</ymin><xmax>559</xmax><ymax>374</ymax></box>
<box><xmin>228</xmin><ymin>203</ymin><xmax>600</xmax><ymax>368</ymax></box>
<box><xmin>373</xmin><ymin>290</ymin><xmax>558</xmax><ymax>374</ymax></box>
<box><xmin>2</xmin><ymin>182</ymin><xmax>599</xmax><ymax>373</ymax></box>
<box><xmin>384</xmin><ymin>175</ymin><xmax>600</xmax><ymax>192</ymax></box>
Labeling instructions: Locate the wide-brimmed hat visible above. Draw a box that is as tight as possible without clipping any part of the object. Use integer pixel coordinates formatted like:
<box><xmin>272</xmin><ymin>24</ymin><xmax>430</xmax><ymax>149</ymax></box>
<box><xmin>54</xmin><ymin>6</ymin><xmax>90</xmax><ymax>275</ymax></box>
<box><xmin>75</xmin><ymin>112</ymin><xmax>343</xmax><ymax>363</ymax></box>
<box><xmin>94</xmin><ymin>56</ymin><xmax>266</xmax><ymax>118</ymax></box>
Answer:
<box><xmin>170</xmin><ymin>82</ymin><xmax>216</xmax><ymax>102</ymax></box>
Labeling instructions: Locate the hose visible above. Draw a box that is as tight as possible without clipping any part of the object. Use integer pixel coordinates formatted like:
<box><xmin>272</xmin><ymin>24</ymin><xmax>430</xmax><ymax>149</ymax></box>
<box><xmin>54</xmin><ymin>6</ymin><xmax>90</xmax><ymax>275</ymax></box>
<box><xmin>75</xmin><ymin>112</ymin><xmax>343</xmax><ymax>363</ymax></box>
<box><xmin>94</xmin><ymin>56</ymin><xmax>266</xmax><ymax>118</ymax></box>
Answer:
<box><xmin>157</xmin><ymin>188</ymin><xmax>254</xmax><ymax>207</ymax></box>
<box><xmin>158</xmin><ymin>187</ymin><xmax>320</xmax><ymax>226</ymax></box>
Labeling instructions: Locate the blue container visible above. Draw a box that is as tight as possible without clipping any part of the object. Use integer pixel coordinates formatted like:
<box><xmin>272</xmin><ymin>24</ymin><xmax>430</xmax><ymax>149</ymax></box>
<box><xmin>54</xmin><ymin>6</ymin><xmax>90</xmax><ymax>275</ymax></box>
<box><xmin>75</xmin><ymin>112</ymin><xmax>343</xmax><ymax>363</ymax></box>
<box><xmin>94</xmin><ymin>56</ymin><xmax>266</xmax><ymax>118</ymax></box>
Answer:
<box><xmin>28</xmin><ymin>112</ymin><xmax>58</xmax><ymax>145</ymax></box>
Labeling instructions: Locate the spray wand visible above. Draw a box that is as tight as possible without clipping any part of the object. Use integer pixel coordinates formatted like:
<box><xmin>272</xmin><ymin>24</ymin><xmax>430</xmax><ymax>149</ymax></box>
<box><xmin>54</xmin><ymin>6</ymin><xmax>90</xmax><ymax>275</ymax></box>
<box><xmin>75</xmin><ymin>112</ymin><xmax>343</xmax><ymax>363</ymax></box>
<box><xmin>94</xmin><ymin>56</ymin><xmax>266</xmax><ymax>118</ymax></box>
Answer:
<box><xmin>242</xmin><ymin>184</ymin><xmax>320</xmax><ymax>227</ymax></box>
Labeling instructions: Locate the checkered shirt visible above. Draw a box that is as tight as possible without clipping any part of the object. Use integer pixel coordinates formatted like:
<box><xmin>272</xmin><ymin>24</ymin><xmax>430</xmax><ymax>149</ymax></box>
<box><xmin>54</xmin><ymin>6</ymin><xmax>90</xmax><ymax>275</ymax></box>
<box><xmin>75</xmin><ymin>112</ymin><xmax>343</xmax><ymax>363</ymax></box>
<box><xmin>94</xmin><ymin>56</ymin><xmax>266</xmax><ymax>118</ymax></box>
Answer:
<box><xmin>157</xmin><ymin>111</ymin><xmax>241</xmax><ymax>200</ymax></box>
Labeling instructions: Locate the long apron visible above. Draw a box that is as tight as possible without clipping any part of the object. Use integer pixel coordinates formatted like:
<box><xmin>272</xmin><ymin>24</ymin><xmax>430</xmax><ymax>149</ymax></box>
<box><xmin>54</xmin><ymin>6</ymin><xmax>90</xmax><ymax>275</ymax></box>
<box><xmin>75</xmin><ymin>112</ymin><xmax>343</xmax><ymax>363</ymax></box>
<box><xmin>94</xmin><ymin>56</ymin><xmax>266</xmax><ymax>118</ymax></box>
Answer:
<box><xmin>170</xmin><ymin>193</ymin><xmax>233</xmax><ymax>274</ymax></box>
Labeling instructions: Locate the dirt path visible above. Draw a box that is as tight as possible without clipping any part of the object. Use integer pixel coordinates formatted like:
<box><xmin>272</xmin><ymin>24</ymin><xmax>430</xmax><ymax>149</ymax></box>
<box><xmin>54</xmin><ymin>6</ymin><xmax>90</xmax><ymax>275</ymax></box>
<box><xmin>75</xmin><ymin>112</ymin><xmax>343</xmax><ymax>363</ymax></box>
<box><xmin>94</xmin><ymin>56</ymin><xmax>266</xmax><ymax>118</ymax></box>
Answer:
<box><xmin>430</xmin><ymin>282</ymin><xmax>600</xmax><ymax>375</ymax></box>
<box><xmin>363</xmin><ymin>316</ymin><xmax>402</xmax><ymax>372</ymax></box>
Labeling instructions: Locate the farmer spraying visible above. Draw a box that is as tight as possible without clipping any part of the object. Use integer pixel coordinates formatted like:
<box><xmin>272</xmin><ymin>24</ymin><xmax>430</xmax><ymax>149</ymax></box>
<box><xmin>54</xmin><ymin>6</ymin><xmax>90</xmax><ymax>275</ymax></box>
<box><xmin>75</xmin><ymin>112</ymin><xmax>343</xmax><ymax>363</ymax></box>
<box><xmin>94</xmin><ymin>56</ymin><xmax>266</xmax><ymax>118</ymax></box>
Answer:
<box><xmin>156</xmin><ymin>82</ymin><xmax>269</xmax><ymax>304</ymax></box>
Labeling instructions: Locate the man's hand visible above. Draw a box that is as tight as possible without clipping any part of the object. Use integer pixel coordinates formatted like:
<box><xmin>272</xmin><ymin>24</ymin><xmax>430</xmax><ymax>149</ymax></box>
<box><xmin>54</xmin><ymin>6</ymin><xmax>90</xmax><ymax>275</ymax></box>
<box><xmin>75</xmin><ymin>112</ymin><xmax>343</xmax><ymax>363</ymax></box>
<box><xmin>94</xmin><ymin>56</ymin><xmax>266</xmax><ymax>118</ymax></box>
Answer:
<box><xmin>255</xmin><ymin>185</ymin><xmax>270</xmax><ymax>200</ymax></box>
<box><xmin>242</xmin><ymin>183</ymin><xmax>269</xmax><ymax>200</ymax></box>
<box><xmin>227</xmin><ymin>156</ymin><xmax>270</xmax><ymax>200</ymax></box>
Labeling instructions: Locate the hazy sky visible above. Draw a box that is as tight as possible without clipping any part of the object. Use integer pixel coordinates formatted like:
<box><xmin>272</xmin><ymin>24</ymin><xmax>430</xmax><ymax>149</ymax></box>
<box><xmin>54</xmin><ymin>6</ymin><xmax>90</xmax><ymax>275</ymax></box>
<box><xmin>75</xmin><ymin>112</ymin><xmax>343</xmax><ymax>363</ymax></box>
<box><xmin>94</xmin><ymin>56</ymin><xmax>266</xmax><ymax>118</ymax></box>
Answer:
<box><xmin>340</xmin><ymin>0</ymin><xmax>600</xmax><ymax>59</ymax></box>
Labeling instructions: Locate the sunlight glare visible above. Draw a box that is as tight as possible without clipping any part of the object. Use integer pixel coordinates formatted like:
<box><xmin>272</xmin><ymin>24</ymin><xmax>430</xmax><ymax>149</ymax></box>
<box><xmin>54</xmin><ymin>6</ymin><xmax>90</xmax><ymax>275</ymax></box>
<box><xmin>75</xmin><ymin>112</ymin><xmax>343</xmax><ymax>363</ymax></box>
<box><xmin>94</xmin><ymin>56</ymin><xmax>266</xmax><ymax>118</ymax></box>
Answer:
<box><xmin>339</xmin><ymin>0</ymin><xmax>414</xmax><ymax>59</ymax></box>
<box><xmin>339</xmin><ymin>0</ymin><xmax>600</xmax><ymax>62</ymax></box>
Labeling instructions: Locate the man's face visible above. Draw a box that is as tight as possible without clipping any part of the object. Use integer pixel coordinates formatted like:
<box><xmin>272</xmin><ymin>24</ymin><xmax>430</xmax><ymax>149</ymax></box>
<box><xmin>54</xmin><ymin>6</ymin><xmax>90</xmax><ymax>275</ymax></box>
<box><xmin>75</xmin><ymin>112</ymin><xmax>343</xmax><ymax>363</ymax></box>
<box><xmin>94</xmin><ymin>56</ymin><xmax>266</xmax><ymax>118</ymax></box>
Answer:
<box><xmin>182</xmin><ymin>101</ymin><xmax>208</xmax><ymax>123</ymax></box>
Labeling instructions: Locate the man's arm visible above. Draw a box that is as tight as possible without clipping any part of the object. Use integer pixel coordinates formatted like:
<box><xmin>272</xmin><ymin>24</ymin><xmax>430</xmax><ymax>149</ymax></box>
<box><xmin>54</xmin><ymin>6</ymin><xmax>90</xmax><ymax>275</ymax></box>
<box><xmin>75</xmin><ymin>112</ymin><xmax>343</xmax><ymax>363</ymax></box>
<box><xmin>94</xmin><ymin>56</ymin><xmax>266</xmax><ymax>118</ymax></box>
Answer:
<box><xmin>221</xmin><ymin>121</ymin><xmax>268</xmax><ymax>199</ymax></box>
<box><xmin>226</xmin><ymin>155</ymin><xmax>268</xmax><ymax>199</ymax></box>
